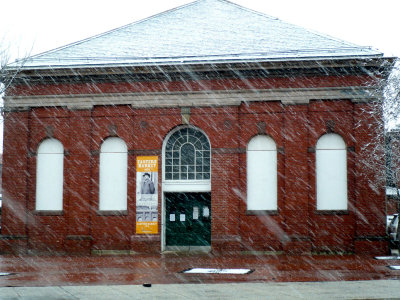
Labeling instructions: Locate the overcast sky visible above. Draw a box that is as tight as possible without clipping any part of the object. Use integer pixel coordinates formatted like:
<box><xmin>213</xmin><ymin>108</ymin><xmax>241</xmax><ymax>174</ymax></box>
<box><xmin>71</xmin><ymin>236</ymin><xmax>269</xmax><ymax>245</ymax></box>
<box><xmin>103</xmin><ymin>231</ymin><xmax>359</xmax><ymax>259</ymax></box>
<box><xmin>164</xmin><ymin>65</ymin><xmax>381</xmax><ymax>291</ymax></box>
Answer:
<box><xmin>1</xmin><ymin>0</ymin><xmax>400</xmax><ymax>61</ymax></box>
<box><xmin>1</xmin><ymin>0</ymin><xmax>399</xmax><ymax>150</ymax></box>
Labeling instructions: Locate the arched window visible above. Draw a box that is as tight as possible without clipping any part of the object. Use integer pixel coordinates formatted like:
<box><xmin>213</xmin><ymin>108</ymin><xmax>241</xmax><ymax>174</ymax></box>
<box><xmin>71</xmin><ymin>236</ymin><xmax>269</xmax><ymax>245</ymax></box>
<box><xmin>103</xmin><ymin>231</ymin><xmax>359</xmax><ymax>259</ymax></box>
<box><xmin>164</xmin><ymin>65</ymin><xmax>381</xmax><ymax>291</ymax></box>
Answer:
<box><xmin>247</xmin><ymin>135</ymin><xmax>277</xmax><ymax>210</ymax></box>
<box><xmin>164</xmin><ymin>127</ymin><xmax>210</xmax><ymax>181</ymax></box>
<box><xmin>316</xmin><ymin>133</ymin><xmax>347</xmax><ymax>210</ymax></box>
<box><xmin>99</xmin><ymin>137</ymin><xmax>128</xmax><ymax>210</ymax></box>
<box><xmin>36</xmin><ymin>139</ymin><xmax>64</xmax><ymax>211</ymax></box>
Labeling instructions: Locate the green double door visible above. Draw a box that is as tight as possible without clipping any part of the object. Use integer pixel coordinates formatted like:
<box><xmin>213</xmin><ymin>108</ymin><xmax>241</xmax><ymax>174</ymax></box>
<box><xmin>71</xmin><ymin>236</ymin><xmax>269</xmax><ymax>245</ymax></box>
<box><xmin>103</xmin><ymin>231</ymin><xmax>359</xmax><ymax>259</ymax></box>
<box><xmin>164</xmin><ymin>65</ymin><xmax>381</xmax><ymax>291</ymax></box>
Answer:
<box><xmin>165</xmin><ymin>192</ymin><xmax>211</xmax><ymax>246</ymax></box>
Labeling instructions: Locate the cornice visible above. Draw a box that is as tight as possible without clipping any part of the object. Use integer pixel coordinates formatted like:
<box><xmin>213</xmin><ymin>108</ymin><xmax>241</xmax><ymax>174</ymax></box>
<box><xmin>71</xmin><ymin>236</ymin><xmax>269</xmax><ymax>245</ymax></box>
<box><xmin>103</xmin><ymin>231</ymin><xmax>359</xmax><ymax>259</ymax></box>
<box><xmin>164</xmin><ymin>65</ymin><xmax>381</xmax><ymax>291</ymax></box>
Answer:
<box><xmin>4</xmin><ymin>87</ymin><xmax>378</xmax><ymax>111</ymax></box>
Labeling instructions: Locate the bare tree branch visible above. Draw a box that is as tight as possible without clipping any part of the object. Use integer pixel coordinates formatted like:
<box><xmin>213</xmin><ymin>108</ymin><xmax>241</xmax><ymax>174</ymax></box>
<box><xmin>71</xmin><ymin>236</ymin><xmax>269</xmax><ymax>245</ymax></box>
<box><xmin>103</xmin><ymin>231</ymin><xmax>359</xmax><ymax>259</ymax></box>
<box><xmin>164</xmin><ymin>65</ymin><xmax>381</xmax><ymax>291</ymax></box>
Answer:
<box><xmin>1</xmin><ymin>38</ymin><xmax>31</xmax><ymax>119</ymax></box>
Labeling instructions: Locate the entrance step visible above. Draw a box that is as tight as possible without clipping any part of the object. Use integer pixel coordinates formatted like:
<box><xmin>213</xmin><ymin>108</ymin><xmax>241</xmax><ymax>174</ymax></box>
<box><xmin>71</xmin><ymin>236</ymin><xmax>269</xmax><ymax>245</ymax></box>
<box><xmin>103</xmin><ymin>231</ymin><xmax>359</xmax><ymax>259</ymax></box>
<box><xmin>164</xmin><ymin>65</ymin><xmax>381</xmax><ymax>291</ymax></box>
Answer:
<box><xmin>164</xmin><ymin>246</ymin><xmax>211</xmax><ymax>253</ymax></box>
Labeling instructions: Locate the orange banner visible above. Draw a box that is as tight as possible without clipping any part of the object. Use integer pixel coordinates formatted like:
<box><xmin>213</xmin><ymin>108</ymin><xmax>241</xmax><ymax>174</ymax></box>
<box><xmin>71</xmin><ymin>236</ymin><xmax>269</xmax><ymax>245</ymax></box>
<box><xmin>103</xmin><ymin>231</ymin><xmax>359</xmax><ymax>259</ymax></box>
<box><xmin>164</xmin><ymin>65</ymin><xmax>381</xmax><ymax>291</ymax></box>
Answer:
<box><xmin>136</xmin><ymin>156</ymin><xmax>158</xmax><ymax>234</ymax></box>
<box><xmin>136</xmin><ymin>156</ymin><xmax>158</xmax><ymax>172</ymax></box>
<box><xmin>136</xmin><ymin>222</ymin><xmax>158</xmax><ymax>234</ymax></box>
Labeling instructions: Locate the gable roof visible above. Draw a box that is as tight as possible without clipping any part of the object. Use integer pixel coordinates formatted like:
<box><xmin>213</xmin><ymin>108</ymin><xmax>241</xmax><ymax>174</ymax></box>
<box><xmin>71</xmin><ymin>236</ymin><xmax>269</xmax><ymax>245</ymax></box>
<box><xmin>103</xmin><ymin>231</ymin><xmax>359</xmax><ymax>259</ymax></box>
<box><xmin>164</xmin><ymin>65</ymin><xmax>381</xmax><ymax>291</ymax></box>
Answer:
<box><xmin>19</xmin><ymin>0</ymin><xmax>383</xmax><ymax>69</ymax></box>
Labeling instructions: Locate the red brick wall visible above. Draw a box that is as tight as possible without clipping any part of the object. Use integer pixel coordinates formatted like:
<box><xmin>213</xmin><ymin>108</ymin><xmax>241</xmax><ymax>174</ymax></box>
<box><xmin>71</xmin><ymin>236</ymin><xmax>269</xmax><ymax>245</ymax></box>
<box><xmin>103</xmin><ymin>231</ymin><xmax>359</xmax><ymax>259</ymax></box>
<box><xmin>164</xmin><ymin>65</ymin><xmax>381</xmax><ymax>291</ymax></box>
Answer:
<box><xmin>1</xmin><ymin>75</ymin><xmax>386</xmax><ymax>255</ymax></box>
<box><xmin>1</xmin><ymin>111</ymin><xmax>29</xmax><ymax>237</ymax></box>
<box><xmin>8</xmin><ymin>75</ymin><xmax>373</xmax><ymax>97</ymax></box>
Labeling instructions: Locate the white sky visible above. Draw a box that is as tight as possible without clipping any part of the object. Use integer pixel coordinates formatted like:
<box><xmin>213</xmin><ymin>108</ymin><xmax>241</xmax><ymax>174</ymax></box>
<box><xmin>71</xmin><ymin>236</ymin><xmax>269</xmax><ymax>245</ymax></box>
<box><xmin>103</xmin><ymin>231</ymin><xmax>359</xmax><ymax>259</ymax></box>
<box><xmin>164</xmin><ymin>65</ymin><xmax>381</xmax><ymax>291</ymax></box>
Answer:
<box><xmin>1</xmin><ymin>0</ymin><xmax>399</xmax><ymax>60</ymax></box>
<box><xmin>1</xmin><ymin>0</ymin><xmax>400</xmax><ymax>150</ymax></box>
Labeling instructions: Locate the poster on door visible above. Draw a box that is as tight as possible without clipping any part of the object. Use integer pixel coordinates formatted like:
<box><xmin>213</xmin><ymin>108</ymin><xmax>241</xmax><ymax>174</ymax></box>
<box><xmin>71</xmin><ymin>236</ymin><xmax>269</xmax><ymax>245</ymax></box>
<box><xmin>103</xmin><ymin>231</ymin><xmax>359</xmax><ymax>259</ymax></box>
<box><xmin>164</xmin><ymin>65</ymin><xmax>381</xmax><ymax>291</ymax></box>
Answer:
<box><xmin>136</xmin><ymin>156</ymin><xmax>158</xmax><ymax>234</ymax></box>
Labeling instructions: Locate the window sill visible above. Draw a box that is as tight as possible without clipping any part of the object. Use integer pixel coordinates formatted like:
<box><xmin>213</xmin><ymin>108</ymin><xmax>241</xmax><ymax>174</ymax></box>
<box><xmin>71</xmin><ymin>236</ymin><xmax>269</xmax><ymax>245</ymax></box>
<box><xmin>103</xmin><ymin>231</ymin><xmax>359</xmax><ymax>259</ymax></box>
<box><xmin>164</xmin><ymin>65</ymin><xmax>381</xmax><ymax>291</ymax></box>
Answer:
<box><xmin>66</xmin><ymin>235</ymin><xmax>93</xmax><ymax>241</ymax></box>
<box><xmin>315</xmin><ymin>210</ymin><xmax>349</xmax><ymax>215</ymax></box>
<box><xmin>96</xmin><ymin>210</ymin><xmax>128</xmax><ymax>216</ymax></box>
<box><xmin>34</xmin><ymin>210</ymin><xmax>64</xmax><ymax>216</ymax></box>
<box><xmin>246</xmin><ymin>210</ymin><xmax>279</xmax><ymax>216</ymax></box>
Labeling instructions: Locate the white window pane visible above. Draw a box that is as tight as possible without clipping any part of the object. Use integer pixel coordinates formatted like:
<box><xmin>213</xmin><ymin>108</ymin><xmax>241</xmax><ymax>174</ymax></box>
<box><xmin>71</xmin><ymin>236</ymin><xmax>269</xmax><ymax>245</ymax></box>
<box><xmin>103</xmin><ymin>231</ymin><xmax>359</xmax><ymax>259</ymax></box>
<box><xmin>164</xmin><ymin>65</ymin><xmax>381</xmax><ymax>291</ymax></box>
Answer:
<box><xmin>36</xmin><ymin>139</ymin><xmax>64</xmax><ymax>211</ymax></box>
<box><xmin>100</xmin><ymin>137</ymin><xmax>127</xmax><ymax>153</ymax></box>
<box><xmin>247</xmin><ymin>136</ymin><xmax>277</xmax><ymax>210</ymax></box>
<box><xmin>316</xmin><ymin>134</ymin><xmax>347</xmax><ymax>210</ymax></box>
<box><xmin>99</xmin><ymin>138</ymin><xmax>127</xmax><ymax>210</ymax></box>
<box><xmin>248</xmin><ymin>135</ymin><xmax>276</xmax><ymax>151</ymax></box>
<box><xmin>316</xmin><ymin>133</ymin><xmax>346</xmax><ymax>150</ymax></box>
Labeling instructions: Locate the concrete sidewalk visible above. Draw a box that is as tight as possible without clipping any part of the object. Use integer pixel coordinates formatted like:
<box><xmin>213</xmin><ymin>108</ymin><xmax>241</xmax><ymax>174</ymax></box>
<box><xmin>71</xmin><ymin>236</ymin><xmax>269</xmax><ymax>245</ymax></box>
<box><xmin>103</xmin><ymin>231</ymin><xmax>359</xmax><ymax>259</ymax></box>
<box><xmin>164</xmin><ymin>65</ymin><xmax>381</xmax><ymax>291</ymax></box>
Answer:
<box><xmin>1</xmin><ymin>280</ymin><xmax>400</xmax><ymax>299</ymax></box>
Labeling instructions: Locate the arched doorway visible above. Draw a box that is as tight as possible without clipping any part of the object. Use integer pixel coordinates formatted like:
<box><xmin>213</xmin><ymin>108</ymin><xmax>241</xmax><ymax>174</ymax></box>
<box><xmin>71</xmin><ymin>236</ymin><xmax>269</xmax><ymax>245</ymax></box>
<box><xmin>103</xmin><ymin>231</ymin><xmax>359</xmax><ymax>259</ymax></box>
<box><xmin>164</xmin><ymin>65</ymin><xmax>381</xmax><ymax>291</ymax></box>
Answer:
<box><xmin>162</xmin><ymin>126</ymin><xmax>211</xmax><ymax>251</ymax></box>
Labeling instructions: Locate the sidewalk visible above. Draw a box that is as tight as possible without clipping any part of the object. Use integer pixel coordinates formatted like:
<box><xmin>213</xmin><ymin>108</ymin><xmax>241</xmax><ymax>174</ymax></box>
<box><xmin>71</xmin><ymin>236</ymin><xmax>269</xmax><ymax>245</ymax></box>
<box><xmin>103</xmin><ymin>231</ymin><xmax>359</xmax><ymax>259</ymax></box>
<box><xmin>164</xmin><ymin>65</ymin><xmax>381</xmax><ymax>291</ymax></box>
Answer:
<box><xmin>1</xmin><ymin>252</ymin><xmax>400</xmax><ymax>299</ymax></box>
<box><xmin>1</xmin><ymin>280</ymin><xmax>400</xmax><ymax>299</ymax></box>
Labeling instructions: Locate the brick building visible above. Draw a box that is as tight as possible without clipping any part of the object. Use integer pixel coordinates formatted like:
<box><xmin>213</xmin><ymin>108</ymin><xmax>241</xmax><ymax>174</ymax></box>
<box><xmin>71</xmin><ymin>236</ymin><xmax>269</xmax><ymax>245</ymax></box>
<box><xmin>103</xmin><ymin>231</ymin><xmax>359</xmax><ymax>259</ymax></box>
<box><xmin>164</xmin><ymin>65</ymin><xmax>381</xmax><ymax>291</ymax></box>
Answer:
<box><xmin>0</xmin><ymin>0</ymin><xmax>395</xmax><ymax>255</ymax></box>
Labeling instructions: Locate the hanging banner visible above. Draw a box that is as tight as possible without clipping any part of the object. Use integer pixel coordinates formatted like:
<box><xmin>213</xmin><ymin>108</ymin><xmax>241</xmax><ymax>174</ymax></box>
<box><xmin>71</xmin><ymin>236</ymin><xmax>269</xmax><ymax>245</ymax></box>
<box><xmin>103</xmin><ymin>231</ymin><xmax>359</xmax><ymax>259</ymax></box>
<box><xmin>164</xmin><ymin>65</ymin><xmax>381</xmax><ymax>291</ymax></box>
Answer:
<box><xmin>136</xmin><ymin>156</ymin><xmax>158</xmax><ymax>234</ymax></box>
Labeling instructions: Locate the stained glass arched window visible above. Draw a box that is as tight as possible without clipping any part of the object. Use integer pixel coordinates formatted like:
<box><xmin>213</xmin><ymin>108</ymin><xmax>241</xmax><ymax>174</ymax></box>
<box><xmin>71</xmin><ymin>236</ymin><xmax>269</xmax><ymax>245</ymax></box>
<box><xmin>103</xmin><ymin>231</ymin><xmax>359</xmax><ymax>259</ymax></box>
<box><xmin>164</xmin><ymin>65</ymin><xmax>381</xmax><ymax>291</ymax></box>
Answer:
<box><xmin>165</xmin><ymin>127</ymin><xmax>210</xmax><ymax>180</ymax></box>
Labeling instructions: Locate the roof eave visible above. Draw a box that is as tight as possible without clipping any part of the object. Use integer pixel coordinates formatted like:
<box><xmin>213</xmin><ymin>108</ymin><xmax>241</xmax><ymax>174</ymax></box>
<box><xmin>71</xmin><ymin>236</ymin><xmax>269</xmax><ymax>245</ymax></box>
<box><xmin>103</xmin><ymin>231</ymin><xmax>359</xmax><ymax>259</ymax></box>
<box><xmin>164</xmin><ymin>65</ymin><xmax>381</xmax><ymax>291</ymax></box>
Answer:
<box><xmin>8</xmin><ymin>55</ymin><xmax>394</xmax><ymax>77</ymax></box>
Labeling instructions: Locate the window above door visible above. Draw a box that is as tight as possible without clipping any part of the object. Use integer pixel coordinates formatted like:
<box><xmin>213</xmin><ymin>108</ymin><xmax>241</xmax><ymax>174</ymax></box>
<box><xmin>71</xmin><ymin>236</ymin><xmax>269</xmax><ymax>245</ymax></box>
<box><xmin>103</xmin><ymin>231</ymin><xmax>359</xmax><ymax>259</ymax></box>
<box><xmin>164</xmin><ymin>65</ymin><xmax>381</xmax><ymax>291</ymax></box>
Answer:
<box><xmin>164</xmin><ymin>127</ymin><xmax>211</xmax><ymax>181</ymax></box>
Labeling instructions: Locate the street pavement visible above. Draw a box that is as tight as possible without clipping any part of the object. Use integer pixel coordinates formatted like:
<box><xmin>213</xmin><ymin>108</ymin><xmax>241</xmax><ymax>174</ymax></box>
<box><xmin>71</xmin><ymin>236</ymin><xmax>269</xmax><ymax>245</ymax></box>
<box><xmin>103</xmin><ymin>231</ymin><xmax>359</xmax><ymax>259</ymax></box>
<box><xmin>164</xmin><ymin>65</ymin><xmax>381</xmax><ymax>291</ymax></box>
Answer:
<box><xmin>1</xmin><ymin>252</ymin><xmax>400</xmax><ymax>299</ymax></box>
